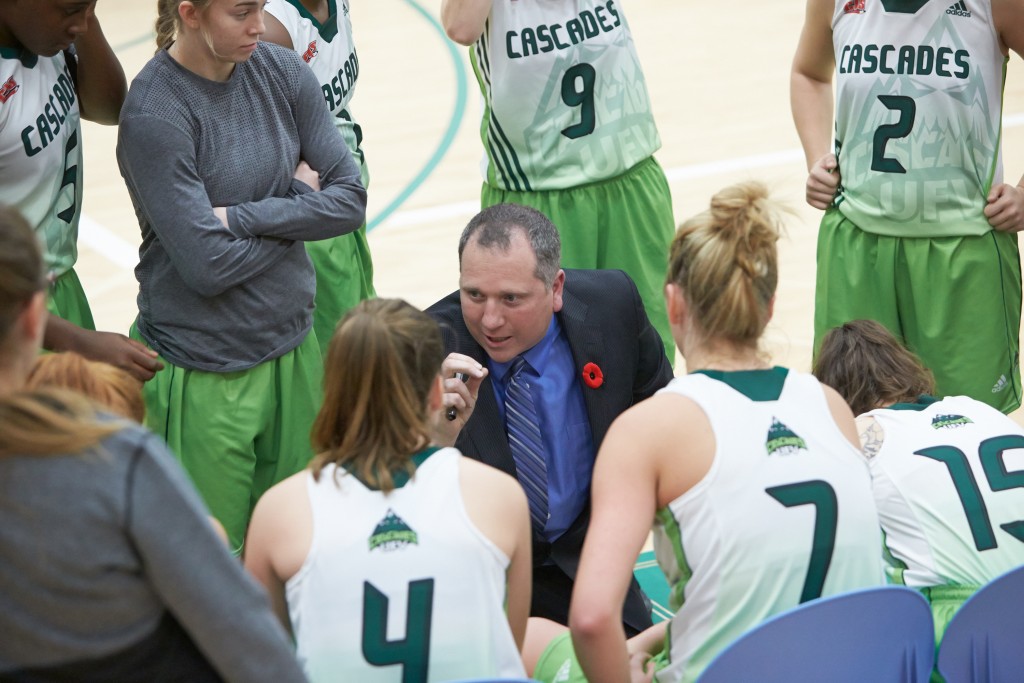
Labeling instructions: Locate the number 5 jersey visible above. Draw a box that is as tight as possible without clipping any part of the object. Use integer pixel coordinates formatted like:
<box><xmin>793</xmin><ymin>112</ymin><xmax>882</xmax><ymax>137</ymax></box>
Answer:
<box><xmin>0</xmin><ymin>48</ymin><xmax>82</xmax><ymax>278</ymax></box>
<box><xmin>831</xmin><ymin>0</ymin><xmax>1005</xmax><ymax>237</ymax></box>
<box><xmin>471</xmin><ymin>0</ymin><xmax>661</xmax><ymax>191</ymax></box>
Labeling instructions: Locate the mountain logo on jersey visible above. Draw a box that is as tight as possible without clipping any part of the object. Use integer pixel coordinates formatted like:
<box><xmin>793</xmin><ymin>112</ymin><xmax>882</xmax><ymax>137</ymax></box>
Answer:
<box><xmin>0</xmin><ymin>76</ymin><xmax>19</xmax><ymax>103</ymax></box>
<box><xmin>766</xmin><ymin>418</ymin><xmax>808</xmax><ymax>456</ymax></box>
<box><xmin>843</xmin><ymin>0</ymin><xmax>866</xmax><ymax>14</ymax></box>
<box><xmin>302</xmin><ymin>41</ymin><xmax>319</xmax><ymax>63</ymax></box>
<box><xmin>946</xmin><ymin>0</ymin><xmax>971</xmax><ymax>17</ymax></box>
<box><xmin>930</xmin><ymin>414</ymin><xmax>973</xmax><ymax>430</ymax></box>
<box><xmin>368</xmin><ymin>509</ymin><xmax>418</xmax><ymax>552</ymax></box>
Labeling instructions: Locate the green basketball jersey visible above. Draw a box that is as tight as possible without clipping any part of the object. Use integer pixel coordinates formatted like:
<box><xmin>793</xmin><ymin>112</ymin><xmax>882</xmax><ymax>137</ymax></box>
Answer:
<box><xmin>832</xmin><ymin>0</ymin><xmax>1005</xmax><ymax>237</ymax></box>
<box><xmin>470</xmin><ymin>0</ymin><xmax>661</xmax><ymax>191</ymax></box>
<box><xmin>265</xmin><ymin>0</ymin><xmax>368</xmax><ymax>185</ymax></box>
<box><xmin>0</xmin><ymin>48</ymin><xmax>82</xmax><ymax>277</ymax></box>
<box><xmin>652</xmin><ymin>370</ymin><xmax>884</xmax><ymax>683</ymax></box>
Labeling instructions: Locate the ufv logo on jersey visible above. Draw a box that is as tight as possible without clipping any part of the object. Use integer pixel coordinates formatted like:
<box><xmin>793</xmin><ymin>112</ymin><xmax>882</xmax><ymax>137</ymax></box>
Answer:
<box><xmin>844</xmin><ymin>0</ymin><xmax>866</xmax><ymax>14</ymax></box>
<box><xmin>302</xmin><ymin>41</ymin><xmax>318</xmax><ymax>63</ymax></box>
<box><xmin>765</xmin><ymin>418</ymin><xmax>808</xmax><ymax>456</ymax></box>
<box><xmin>0</xmin><ymin>76</ymin><xmax>19</xmax><ymax>103</ymax></box>
<box><xmin>368</xmin><ymin>509</ymin><xmax>419</xmax><ymax>552</ymax></box>
<box><xmin>930</xmin><ymin>414</ymin><xmax>973</xmax><ymax>430</ymax></box>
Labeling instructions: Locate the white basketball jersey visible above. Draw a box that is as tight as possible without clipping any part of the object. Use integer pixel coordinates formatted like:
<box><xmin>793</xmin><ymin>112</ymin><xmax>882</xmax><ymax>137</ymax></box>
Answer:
<box><xmin>286</xmin><ymin>448</ymin><xmax>525</xmax><ymax>683</ymax></box>
<box><xmin>471</xmin><ymin>0</ymin><xmax>661</xmax><ymax>191</ymax></box>
<box><xmin>265</xmin><ymin>0</ymin><xmax>368</xmax><ymax>183</ymax></box>
<box><xmin>865</xmin><ymin>396</ymin><xmax>1024</xmax><ymax>588</ymax></box>
<box><xmin>831</xmin><ymin>0</ymin><xmax>1005</xmax><ymax>237</ymax></box>
<box><xmin>652</xmin><ymin>370</ymin><xmax>884</xmax><ymax>683</ymax></box>
<box><xmin>0</xmin><ymin>48</ymin><xmax>82</xmax><ymax>277</ymax></box>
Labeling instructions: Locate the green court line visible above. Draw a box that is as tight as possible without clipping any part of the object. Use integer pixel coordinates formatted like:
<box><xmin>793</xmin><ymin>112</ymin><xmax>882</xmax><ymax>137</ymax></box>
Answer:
<box><xmin>367</xmin><ymin>0</ymin><xmax>467</xmax><ymax>231</ymax></box>
<box><xmin>113</xmin><ymin>32</ymin><xmax>155</xmax><ymax>53</ymax></box>
<box><xmin>112</xmin><ymin>0</ymin><xmax>467</xmax><ymax>233</ymax></box>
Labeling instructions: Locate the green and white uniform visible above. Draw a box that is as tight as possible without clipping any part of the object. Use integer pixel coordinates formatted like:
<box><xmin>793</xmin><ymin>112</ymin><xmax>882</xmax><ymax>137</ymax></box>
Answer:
<box><xmin>471</xmin><ymin>0</ymin><xmax>675</xmax><ymax>358</ymax></box>
<box><xmin>863</xmin><ymin>395</ymin><xmax>1024</xmax><ymax>643</ymax></box>
<box><xmin>266</xmin><ymin>0</ymin><xmax>375</xmax><ymax>355</ymax></box>
<box><xmin>286</xmin><ymin>448</ymin><xmax>525</xmax><ymax>683</ymax></box>
<box><xmin>651</xmin><ymin>369</ymin><xmax>884</xmax><ymax>683</ymax></box>
<box><xmin>0</xmin><ymin>48</ymin><xmax>92</xmax><ymax>328</ymax></box>
<box><xmin>816</xmin><ymin>0</ymin><xmax>1020</xmax><ymax>410</ymax></box>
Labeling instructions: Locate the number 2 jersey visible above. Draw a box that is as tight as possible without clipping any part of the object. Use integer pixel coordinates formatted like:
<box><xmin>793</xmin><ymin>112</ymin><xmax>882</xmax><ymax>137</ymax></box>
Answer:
<box><xmin>471</xmin><ymin>0</ymin><xmax>661</xmax><ymax>191</ymax></box>
<box><xmin>863</xmin><ymin>395</ymin><xmax>1024</xmax><ymax>589</ymax></box>
<box><xmin>651</xmin><ymin>369</ymin><xmax>884</xmax><ymax>683</ymax></box>
<box><xmin>0</xmin><ymin>48</ymin><xmax>82</xmax><ymax>277</ymax></box>
<box><xmin>265</xmin><ymin>0</ymin><xmax>368</xmax><ymax>184</ymax></box>
<box><xmin>285</xmin><ymin>447</ymin><xmax>525</xmax><ymax>683</ymax></box>
<box><xmin>831</xmin><ymin>0</ymin><xmax>1005</xmax><ymax>237</ymax></box>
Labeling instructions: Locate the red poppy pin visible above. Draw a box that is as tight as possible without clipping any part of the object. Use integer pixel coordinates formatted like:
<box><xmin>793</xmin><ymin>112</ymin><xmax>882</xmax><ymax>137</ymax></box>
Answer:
<box><xmin>582</xmin><ymin>362</ymin><xmax>604</xmax><ymax>389</ymax></box>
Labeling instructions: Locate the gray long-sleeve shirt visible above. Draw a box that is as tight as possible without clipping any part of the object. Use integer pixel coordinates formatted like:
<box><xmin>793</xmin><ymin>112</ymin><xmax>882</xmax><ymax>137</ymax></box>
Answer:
<box><xmin>0</xmin><ymin>422</ymin><xmax>305</xmax><ymax>682</ymax></box>
<box><xmin>117</xmin><ymin>44</ymin><xmax>366</xmax><ymax>371</ymax></box>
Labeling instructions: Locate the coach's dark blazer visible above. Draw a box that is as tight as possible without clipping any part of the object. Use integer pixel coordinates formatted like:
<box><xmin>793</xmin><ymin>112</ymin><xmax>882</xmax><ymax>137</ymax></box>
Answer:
<box><xmin>426</xmin><ymin>269</ymin><xmax>674</xmax><ymax>633</ymax></box>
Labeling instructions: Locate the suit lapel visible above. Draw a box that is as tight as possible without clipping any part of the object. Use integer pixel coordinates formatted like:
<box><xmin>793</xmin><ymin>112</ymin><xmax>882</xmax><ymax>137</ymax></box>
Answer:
<box><xmin>559</xmin><ymin>283</ymin><xmax>613</xmax><ymax>447</ymax></box>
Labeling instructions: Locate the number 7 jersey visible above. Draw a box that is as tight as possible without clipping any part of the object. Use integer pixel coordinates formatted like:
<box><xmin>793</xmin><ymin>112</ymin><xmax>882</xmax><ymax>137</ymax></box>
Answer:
<box><xmin>471</xmin><ymin>0</ymin><xmax>661</xmax><ymax>191</ymax></box>
<box><xmin>831</xmin><ymin>0</ymin><xmax>1005</xmax><ymax>237</ymax></box>
<box><xmin>651</xmin><ymin>369</ymin><xmax>884</xmax><ymax>683</ymax></box>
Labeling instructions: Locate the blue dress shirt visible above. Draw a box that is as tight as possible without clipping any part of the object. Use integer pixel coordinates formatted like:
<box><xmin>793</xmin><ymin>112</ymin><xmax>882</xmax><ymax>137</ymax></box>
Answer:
<box><xmin>489</xmin><ymin>316</ymin><xmax>595</xmax><ymax>543</ymax></box>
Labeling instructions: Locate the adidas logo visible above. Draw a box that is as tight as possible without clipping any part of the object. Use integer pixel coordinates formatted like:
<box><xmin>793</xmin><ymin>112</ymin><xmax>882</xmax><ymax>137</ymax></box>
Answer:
<box><xmin>368</xmin><ymin>508</ymin><xmax>418</xmax><ymax>552</ymax></box>
<box><xmin>992</xmin><ymin>374</ymin><xmax>1008</xmax><ymax>394</ymax></box>
<box><xmin>930</xmin><ymin>414</ymin><xmax>973</xmax><ymax>430</ymax></box>
<box><xmin>766</xmin><ymin>418</ymin><xmax>808</xmax><ymax>456</ymax></box>
<box><xmin>843</xmin><ymin>0</ymin><xmax>866</xmax><ymax>13</ymax></box>
<box><xmin>946</xmin><ymin>0</ymin><xmax>971</xmax><ymax>16</ymax></box>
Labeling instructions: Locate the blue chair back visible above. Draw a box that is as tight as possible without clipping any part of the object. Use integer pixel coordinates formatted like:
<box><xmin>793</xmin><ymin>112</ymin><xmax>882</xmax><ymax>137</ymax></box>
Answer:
<box><xmin>697</xmin><ymin>586</ymin><xmax>934</xmax><ymax>683</ymax></box>
<box><xmin>937</xmin><ymin>565</ymin><xmax>1024</xmax><ymax>683</ymax></box>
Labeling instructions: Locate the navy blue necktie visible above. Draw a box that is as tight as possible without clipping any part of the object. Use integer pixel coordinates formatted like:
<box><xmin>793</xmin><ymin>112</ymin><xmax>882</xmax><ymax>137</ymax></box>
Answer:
<box><xmin>505</xmin><ymin>357</ymin><xmax>549</xmax><ymax>533</ymax></box>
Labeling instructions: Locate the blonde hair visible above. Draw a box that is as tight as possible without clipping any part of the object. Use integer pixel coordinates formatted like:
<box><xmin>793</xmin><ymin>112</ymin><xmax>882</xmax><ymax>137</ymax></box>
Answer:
<box><xmin>813</xmin><ymin>319</ymin><xmax>936</xmax><ymax>415</ymax></box>
<box><xmin>27</xmin><ymin>353</ymin><xmax>145</xmax><ymax>423</ymax></box>
<box><xmin>667</xmin><ymin>181</ymin><xmax>786</xmax><ymax>346</ymax></box>
<box><xmin>0</xmin><ymin>206</ymin><xmax>118</xmax><ymax>457</ymax></box>
<box><xmin>310</xmin><ymin>298</ymin><xmax>445</xmax><ymax>493</ymax></box>
<box><xmin>155</xmin><ymin>0</ymin><xmax>214</xmax><ymax>52</ymax></box>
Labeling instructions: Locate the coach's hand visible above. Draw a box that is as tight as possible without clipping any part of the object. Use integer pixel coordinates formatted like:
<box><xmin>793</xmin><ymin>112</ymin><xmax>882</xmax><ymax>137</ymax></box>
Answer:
<box><xmin>431</xmin><ymin>353</ymin><xmax>487</xmax><ymax>447</ymax></box>
<box><xmin>985</xmin><ymin>183</ymin><xmax>1024</xmax><ymax>233</ymax></box>
<box><xmin>806</xmin><ymin>153</ymin><xmax>841</xmax><ymax>210</ymax></box>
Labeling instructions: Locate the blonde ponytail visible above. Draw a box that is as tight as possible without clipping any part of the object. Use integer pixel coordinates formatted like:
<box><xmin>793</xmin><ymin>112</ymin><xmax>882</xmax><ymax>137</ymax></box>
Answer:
<box><xmin>667</xmin><ymin>181</ymin><xmax>788</xmax><ymax>345</ymax></box>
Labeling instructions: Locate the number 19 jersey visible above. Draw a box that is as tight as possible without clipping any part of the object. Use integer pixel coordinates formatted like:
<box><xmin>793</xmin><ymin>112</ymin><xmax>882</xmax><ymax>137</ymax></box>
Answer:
<box><xmin>651</xmin><ymin>369</ymin><xmax>884</xmax><ymax>683</ymax></box>
<box><xmin>472</xmin><ymin>0</ymin><xmax>661</xmax><ymax>191</ymax></box>
<box><xmin>0</xmin><ymin>49</ymin><xmax>82</xmax><ymax>277</ymax></box>
<box><xmin>864</xmin><ymin>396</ymin><xmax>1024</xmax><ymax>588</ymax></box>
<box><xmin>832</xmin><ymin>0</ymin><xmax>1005</xmax><ymax>237</ymax></box>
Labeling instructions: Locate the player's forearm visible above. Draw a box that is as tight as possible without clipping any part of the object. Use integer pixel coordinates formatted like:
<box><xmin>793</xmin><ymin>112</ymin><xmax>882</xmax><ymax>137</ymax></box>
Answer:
<box><xmin>791</xmin><ymin>73</ymin><xmax>835</xmax><ymax>171</ymax></box>
<box><xmin>441</xmin><ymin>0</ymin><xmax>491</xmax><ymax>45</ymax></box>
<box><xmin>73</xmin><ymin>16</ymin><xmax>127</xmax><ymax>125</ymax></box>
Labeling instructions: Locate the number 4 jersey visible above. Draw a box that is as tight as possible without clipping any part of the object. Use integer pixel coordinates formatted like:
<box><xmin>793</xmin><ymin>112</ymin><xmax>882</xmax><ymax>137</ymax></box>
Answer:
<box><xmin>472</xmin><ymin>0</ymin><xmax>661</xmax><ymax>191</ymax></box>
<box><xmin>864</xmin><ymin>395</ymin><xmax>1024</xmax><ymax>589</ymax></box>
<box><xmin>651</xmin><ymin>369</ymin><xmax>884</xmax><ymax>683</ymax></box>
<box><xmin>0</xmin><ymin>48</ymin><xmax>82</xmax><ymax>278</ymax></box>
<box><xmin>832</xmin><ymin>0</ymin><xmax>1005</xmax><ymax>237</ymax></box>
<box><xmin>285</xmin><ymin>447</ymin><xmax>525</xmax><ymax>683</ymax></box>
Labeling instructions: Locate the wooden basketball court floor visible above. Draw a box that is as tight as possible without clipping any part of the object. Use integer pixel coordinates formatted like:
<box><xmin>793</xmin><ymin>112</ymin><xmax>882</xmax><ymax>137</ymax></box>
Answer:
<box><xmin>80</xmin><ymin>0</ymin><xmax>1024</xmax><ymax>392</ymax></box>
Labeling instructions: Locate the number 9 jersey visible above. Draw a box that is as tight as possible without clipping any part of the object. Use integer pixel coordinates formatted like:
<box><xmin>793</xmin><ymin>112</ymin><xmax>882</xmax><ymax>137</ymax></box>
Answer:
<box><xmin>471</xmin><ymin>0</ymin><xmax>661</xmax><ymax>191</ymax></box>
<box><xmin>831</xmin><ymin>0</ymin><xmax>1005</xmax><ymax>238</ymax></box>
<box><xmin>0</xmin><ymin>49</ymin><xmax>82</xmax><ymax>278</ymax></box>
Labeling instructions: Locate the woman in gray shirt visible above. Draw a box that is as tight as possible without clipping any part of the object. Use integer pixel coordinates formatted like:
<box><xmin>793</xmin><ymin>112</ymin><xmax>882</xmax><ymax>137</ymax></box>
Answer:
<box><xmin>0</xmin><ymin>205</ymin><xmax>306</xmax><ymax>682</ymax></box>
<box><xmin>117</xmin><ymin>0</ymin><xmax>367</xmax><ymax>553</ymax></box>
